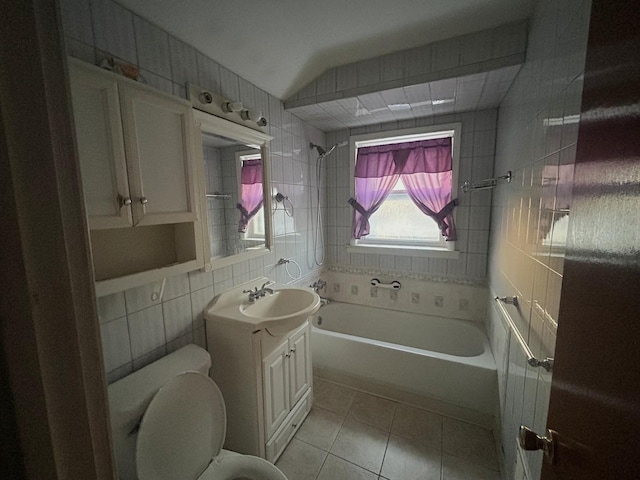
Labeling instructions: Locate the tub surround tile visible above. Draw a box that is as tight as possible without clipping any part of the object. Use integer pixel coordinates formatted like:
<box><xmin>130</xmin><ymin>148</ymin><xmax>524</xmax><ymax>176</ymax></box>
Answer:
<box><xmin>294</xmin><ymin>406</ymin><xmax>344</xmax><ymax>451</ymax></box>
<box><xmin>330</xmin><ymin>417</ymin><xmax>389</xmax><ymax>474</ymax></box>
<box><xmin>347</xmin><ymin>392</ymin><xmax>397</xmax><ymax>433</ymax></box>
<box><xmin>380</xmin><ymin>435</ymin><xmax>442</xmax><ymax>480</ymax></box>
<box><xmin>314</xmin><ymin>377</ymin><xmax>356</xmax><ymax>416</ymax></box>
<box><xmin>316</xmin><ymin>454</ymin><xmax>378</xmax><ymax>480</ymax></box>
<box><xmin>275</xmin><ymin>438</ymin><xmax>327</xmax><ymax>480</ymax></box>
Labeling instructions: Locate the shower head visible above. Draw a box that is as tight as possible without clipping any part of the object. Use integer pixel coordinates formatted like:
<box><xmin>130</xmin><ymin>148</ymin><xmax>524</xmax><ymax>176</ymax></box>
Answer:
<box><xmin>310</xmin><ymin>141</ymin><xmax>348</xmax><ymax>159</ymax></box>
<box><xmin>309</xmin><ymin>142</ymin><xmax>326</xmax><ymax>156</ymax></box>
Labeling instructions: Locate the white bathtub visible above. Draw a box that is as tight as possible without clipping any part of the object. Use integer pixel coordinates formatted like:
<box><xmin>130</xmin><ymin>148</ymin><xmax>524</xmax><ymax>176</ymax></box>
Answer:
<box><xmin>311</xmin><ymin>302</ymin><xmax>498</xmax><ymax>416</ymax></box>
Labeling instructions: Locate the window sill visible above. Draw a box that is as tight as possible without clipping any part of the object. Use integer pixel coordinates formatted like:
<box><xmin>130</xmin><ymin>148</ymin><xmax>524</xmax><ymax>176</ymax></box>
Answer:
<box><xmin>346</xmin><ymin>244</ymin><xmax>460</xmax><ymax>259</ymax></box>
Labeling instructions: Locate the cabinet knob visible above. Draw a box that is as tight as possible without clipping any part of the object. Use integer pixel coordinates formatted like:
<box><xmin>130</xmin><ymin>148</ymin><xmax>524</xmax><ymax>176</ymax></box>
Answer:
<box><xmin>139</xmin><ymin>197</ymin><xmax>148</xmax><ymax>205</ymax></box>
<box><xmin>121</xmin><ymin>197</ymin><xmax>132</xmax><ymax>206</ymax></box>
<box><xmin>285</xmin><ymin>352</ymin><xmax>291</xmax><ymax>358</ymax></box>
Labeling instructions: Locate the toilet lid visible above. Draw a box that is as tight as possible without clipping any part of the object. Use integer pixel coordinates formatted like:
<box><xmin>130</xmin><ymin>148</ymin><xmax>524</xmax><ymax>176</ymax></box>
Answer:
<box><xmin>136</xmin><ymin>372</ymin><xmax>226</xmax><ymax>480</ymax></box>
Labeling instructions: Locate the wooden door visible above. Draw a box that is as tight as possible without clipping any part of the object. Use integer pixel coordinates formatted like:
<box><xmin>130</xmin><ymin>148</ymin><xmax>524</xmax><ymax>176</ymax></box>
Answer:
<box><xmin>288</xmin><ymin>323</ymin><xmax>311</xmax><ymax>406</ymax></box>
<box><xmin>68</xmin><ymin>61</ymin><xmax>132</xmax><ymax>229</ymax></box>
<box><xmin>262</xmin><ymin>340</ymin><xmax>290</xmax><ymax>440</ymax></box>
<box><xmin>539</xmin><ymin>2</ymin><xmax>640</xmax><ymax>479</ymax></box>
<box><xmin>119</xmin><ymin>82</ymin><xmax>198</xmax><ymax>226</ymax></box>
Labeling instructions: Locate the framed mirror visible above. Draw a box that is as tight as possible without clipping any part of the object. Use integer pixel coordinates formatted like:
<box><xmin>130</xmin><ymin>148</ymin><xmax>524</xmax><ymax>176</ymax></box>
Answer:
<box><xmin>193</xmin><ymin>109</ymin><xmax>273</xmax><ymax>269</ymax></box>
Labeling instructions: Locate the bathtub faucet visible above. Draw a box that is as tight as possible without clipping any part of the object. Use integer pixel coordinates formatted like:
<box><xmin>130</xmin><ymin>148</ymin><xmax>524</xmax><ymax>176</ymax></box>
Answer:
<box><xmin>310</xmin><ymin>279</ymin><xmax>327</xmax><ymax>293</ymax></box>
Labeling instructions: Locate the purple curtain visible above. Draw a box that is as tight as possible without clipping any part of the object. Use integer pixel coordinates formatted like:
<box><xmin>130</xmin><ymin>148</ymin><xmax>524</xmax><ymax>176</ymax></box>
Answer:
<box><xmin>237</xmin><ymin>159</ymin><xmax>263</xmax><ymax>233</ymax></box>
<box><xmin>347</xmin><ymin>150</ymin><xmax>400</xmax><ymax>238</ymax></box>
<box><xmin>348</xmin><ymin>138</ymin><xmax>458</xmax><ymax>240</ymax></box>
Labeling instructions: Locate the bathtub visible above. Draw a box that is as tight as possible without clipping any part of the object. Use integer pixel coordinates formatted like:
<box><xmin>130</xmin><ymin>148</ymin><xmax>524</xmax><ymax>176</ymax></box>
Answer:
<box><xmin>311</xmin><ymin>302</ymin><xmax>498</xmax><ymax>416</ymax></box>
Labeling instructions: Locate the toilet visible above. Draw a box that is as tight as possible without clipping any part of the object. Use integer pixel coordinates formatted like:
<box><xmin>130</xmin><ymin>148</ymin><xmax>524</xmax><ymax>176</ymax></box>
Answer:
<box><xmin>108</xmin><ymin>344</ymin><xmax>287</xmax><ymax>480</ymax></box>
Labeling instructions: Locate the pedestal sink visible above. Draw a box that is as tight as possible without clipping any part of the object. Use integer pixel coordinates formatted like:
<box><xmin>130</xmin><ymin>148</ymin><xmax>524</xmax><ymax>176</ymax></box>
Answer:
<box><xmin>205</xmin><ymin>277</ymin><xmax>321</xmax><ymax>335</ymax></box>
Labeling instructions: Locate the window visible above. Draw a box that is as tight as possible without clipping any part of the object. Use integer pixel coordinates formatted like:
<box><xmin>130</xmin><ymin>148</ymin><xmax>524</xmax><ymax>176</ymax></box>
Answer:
<box><xmin>348</xmin><ymin>124</ymin><xmax>460</xmax><ymax>256</ymax></box>
<box><xmin>235</xmin><ymin>151</ymin><xmax>264</xmax><ymax>240</ymax></box>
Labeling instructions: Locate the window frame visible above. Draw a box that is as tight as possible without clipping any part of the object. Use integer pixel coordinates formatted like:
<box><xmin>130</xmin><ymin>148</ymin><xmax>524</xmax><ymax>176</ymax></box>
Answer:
<box><xmin>347</xmin><ymin>123</ymin><xmax>461</xmax><ymax>259</ymax></box>
<box><xmin>235</xmin><ymin>150</ymin><xmax>265</xmax><ymax>241</ymax></box>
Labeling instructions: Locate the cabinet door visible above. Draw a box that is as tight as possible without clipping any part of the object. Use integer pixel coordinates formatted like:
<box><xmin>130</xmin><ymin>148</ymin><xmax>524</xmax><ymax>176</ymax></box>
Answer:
<box><xmin>69</xmin><ymin>63</ymin><xmax>132</xmax><ymax>229</ymax></box>
<box><xmin>288</xmin><ymin>324</ymin><xmax>311</xmax><ymax>406</ymax></box>
<box><xmin>263</xmin><ymin>341</ymin><xmax>290</xmax><ymax>440</ymax></box>
<box><xmin>119</xmin><ymin>83</ymin><xmax>198</xmax><ymax>226</ymax></box>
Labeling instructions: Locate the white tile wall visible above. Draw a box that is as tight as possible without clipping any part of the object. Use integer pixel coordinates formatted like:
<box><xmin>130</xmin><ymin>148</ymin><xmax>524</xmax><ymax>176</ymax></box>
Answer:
<box><xmin>486</xmin><ymin>0</ymin><xmax>591</xmax><ymax>477</ymax></box>
<box><xmin>324</xmin><ymin>109</ymin><xmax>496</xmax><ymax>282</ymax></box>
<box><xmin>61</xmin><ymin>0</ymin><xmax>326</xmax><ymax>382</ymax></box>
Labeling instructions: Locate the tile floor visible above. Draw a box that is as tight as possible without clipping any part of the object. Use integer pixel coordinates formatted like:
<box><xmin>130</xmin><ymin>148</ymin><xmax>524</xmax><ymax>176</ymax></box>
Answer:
<box><xmin>275</xmin><ymin>378</ymin><xmax>502</xmax><ymax>480</ymax></box>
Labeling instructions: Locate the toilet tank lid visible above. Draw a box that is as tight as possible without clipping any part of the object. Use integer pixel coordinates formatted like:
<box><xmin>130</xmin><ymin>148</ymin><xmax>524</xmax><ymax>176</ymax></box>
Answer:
<box><xmin>108</xmin><ymin>344</ymin><xmax>211</xmax><ymax>430</ymax></box>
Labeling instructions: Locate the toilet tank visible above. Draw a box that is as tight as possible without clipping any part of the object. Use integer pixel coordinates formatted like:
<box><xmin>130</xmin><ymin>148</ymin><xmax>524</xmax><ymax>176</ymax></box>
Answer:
<box><xmin>108</xmin><ymin>344</ymin><xmax>212</xmax><ymax>480</ymax></box>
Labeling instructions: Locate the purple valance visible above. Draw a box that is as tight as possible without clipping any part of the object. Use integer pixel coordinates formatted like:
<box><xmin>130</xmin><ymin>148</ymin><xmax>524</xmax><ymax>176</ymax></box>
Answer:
<box><xmin>354</xmin><ymin>138</ymin><xmax>452</xmax><ymax>177</ymax></box>
<box><xmin>348</xmin><ymin>137</ymin><xmax>458</xmax><ymax>241</ymax></box>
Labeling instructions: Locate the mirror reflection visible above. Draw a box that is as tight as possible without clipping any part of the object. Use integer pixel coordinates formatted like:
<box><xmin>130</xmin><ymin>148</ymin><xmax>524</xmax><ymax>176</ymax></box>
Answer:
<box><xmin>202</xmin><ymin>132</ymin><xmax>266</xmax><ymax>259</ymax></box>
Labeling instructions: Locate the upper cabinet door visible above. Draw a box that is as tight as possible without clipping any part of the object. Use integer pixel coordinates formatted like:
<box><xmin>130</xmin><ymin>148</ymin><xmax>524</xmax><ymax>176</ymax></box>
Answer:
<box><xmin>119</xmin><ymin>83</ymin><xmax>198</xmax><ymax>226</ymax></box>
<box><xmin>69</xmin><ymin>63</ymin><xmax>132</xmax><ymax>229</ymax></box>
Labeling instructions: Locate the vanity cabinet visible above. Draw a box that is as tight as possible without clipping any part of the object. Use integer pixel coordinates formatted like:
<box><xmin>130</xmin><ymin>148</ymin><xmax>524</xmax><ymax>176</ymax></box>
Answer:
<box><xmin>68</xmin><ymin>58</ymin><xmax>203</xmax><ymax>295</ymax></box>
<box><xmin>205</xmin><ymin>318</ymin><xmax>313</xmax><ymax>463</ymax></box>
<box><xmin>262</xmin><ymin>324</ymin><xmax>311</xmax><ymax>441</ymax></box>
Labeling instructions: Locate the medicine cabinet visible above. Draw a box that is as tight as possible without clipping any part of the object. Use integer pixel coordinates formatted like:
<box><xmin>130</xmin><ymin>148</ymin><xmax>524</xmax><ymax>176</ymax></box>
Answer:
<box><xmin>193</xmin><ymin>109</ymin><xmax>273</xmax><ymax>270</ymax></box>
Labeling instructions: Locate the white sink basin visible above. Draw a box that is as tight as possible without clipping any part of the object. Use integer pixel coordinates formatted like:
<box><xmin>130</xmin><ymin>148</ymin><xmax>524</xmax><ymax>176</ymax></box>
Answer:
<box><xmin>241</xmin><ymin>288</ymin><xmax>317</xmax><ymax>319</ymax></box>
<box><xmin>205</xmin><ymin>278</ymin><xmax>321</xmax><ymax>335</ymax></box>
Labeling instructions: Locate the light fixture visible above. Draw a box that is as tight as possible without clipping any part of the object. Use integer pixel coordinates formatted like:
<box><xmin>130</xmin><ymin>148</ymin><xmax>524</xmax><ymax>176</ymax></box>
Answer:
<box><xmin>241</xmin><ymin>108</ymin><xmax>267</xmax><ymax>126</ymax></box>
<box><xmin>221</xmin><ymin>101</ymin><xmax>243</xmax><ymax>113</ymax></box>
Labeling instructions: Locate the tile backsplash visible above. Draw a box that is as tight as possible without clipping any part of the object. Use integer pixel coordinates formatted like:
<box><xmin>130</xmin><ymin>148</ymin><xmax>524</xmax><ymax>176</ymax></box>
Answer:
<box><xmin>320</xmin><ymin>269</ymin><xmax>487</xmax><ymax>323</ymax></box>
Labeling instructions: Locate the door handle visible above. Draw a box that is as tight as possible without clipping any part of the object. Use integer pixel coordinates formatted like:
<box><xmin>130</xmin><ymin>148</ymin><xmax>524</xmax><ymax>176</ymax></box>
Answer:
<box><xmin>519</xmin><ymin>425</ymin><xmax>557</xmax><ymax>464</ymax></box>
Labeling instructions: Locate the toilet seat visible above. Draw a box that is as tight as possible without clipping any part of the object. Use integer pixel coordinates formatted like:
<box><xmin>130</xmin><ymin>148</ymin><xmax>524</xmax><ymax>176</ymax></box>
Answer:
<box><xmin>136</xmin><ymin>372</ymin><xmax>286</xmax><ymax>480</ymax></box>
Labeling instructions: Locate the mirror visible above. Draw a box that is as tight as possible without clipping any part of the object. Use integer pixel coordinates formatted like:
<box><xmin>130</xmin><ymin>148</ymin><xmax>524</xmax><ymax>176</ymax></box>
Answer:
<box><xmin>194</xmin><ymin>110</ymin><xmax>273</xmax><ymax>269</ymax></box>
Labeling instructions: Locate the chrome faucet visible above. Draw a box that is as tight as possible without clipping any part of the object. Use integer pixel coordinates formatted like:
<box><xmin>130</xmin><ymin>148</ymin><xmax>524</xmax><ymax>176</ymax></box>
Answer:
<box><xmin>310</xmin><ymin>279</ymin><xmax>327</xmax><ymax>293</ymax></box>
<box><xmin>243</xmin><ymin>282</ymin><xmax>274</xmax><ymax>303</ymax></box>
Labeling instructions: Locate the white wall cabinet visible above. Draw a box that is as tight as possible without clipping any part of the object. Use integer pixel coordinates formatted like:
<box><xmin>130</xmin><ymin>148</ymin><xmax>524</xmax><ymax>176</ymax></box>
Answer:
<box><xmin>206</xmin><ymin>319</ymin><xmax>312</xmax><ymax>463</ymax></box>
<box><xmin>68</xmin><ymin>58</ymin><xmax>203</xmax><ymax>295</ymax></box>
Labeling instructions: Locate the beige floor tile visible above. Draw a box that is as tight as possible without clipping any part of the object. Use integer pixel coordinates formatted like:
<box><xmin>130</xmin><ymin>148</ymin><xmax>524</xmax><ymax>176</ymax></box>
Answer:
<box><xmin>347</xmin><ymin>391</ymin><xmax>397</xmax><ymax>432</ymax></box>
<box><xmin>330</xmin><ymin>417</ymin><xmax>388</xmax><ymax>474</ymax></box>
<box><xmin>391</xmin><ymin>403</ymin><xmax>443</xmax><ymax>449</ymax></box>
<box><xmin>442</xmin><ymin>454</ymin><xmax>502</xmax><ymax>480</ymax></box>
<box><xmin>295</xmin><ymin>406</ymin><xmax>344</xmax><ymax>451</ymax></box>
<box><xmin>316</xmin><ymin>454</ymin><xmax>378</xmax><ymax>480</ymax></box>
<box><xmin>442</xmin><ymin>417</ymin><xmax>499</xmax><ymax>470</ymax></box>
<box><xmin>380</xmin><ymin>435</ymin><xmax>442</xmax><ymax>480</ymax></box>
<box><xmin>314</xmin><ymin>377</ymin><xmax>356</xmax><ymax>416</ymax></box>
<box><xmin>275</xmin><ymin>438</ymin><xmax>327</xmax><ymax>480</ymax></box>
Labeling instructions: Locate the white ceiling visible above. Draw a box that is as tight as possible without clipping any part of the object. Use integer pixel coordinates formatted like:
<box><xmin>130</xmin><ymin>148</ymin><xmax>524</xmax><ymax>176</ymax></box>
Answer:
<box><xmin>117</xmin><ymin>0</ymin><xmax>534</xmax><ymax>100</ymax></box>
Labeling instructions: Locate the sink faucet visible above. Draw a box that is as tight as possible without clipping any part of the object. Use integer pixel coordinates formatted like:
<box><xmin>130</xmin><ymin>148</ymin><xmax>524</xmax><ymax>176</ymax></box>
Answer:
<box><xmin>243</xmin><ymin>282</ymin><xmax>274</xmax><ymax>303</ymax></box>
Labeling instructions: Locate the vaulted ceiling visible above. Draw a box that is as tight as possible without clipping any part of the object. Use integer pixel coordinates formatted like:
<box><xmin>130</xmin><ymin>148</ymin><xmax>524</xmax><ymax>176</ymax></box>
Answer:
<box><xmin>117</xmin><ymin>0</ymin><xmax>535</xmax><ymax>100</ymax></box>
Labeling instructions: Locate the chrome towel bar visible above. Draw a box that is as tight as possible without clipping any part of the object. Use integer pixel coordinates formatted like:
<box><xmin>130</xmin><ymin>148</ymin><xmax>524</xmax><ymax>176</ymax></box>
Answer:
<box><xmin>494</xmin><ymin>296</ymin><xmax>554</xmax><ymax>372</ymax></box>
<box><xmin>462</xmin><ymin>171</ymin><xmax>512</xmax><ymax>193</ymax></box>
